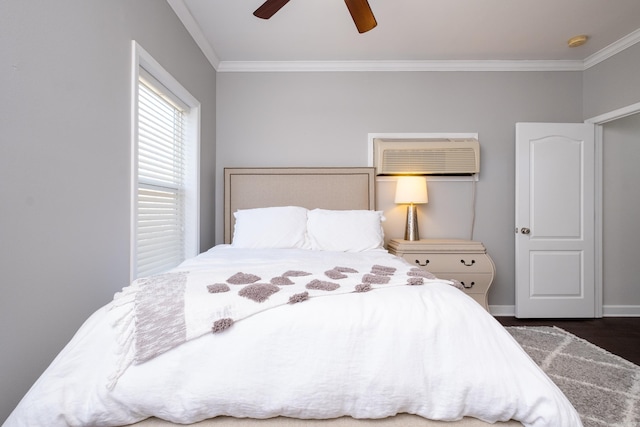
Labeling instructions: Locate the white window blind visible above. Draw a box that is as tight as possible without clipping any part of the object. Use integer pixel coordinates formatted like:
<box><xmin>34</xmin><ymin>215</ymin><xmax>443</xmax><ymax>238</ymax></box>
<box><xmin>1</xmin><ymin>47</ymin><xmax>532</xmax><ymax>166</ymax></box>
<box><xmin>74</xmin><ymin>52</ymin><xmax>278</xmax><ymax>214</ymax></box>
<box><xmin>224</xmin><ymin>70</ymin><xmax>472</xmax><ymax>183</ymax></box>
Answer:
<box><xmin>135</xmin><ymin>73</ymin><xmax>188</xmax><ymax>278</ymax></box>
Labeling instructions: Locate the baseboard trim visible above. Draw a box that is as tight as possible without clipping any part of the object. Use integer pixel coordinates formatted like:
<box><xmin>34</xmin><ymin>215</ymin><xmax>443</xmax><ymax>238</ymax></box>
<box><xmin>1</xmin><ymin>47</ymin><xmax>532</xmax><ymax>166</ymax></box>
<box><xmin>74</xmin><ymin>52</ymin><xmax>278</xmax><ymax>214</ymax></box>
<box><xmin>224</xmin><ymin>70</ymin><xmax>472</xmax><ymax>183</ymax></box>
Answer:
<box><xmin>489</xmin><ymin>304</ymin><xmax>640</xmax><ymax>317</ymax></box>
<box><xmin>489</xmin><ymin>305</ymin><xmax>516</xmax><ymax>317</ymax></box>
<box><xmin>603</xmin><ymin>305</ymin><xmax>640</xmax><ymax>317</ymax></box>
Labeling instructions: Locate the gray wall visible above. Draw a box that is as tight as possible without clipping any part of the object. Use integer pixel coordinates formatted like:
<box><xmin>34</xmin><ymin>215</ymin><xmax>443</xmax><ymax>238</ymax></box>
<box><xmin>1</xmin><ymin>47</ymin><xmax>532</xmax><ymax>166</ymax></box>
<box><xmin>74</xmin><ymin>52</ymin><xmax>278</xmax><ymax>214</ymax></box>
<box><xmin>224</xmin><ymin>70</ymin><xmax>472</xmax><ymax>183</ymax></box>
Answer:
<box><xmin>602</xmin><ymin>113</ymin><xmax>640</xmax><ymax>307</ymax></box>
<box><xmin>216</xmin><ymin>71</ymin><xmax>584</xmax><ymax>309</ymax></box>
<box><xmin>583</xmin><ymin>43</ymin><xmax>640</xmax><ymax>312</ymax></box>
<box><xmin>0</xmin><ymin>0</ymin><xmax>216</xmax><ymax>422</ymax></box>
<box><xmin>584</xmin><ymin>43</ymin><xmax>640</xmax><ymax>119</ymax></box>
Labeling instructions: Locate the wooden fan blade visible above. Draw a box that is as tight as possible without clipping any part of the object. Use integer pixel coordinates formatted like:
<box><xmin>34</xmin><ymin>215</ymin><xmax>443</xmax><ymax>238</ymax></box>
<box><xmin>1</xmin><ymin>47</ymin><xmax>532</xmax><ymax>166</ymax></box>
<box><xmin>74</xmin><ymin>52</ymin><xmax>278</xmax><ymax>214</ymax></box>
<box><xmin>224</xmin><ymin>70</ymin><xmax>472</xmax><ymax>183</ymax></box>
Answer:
<box><xmin>344</xmin><ymin>0</ymin><xmax>377</xmax><ymax>33</ymax></box>
<box><xmin>253</xmin><ymin>0</ymin><xmax>291</xmax><ymax>19</ymax></box>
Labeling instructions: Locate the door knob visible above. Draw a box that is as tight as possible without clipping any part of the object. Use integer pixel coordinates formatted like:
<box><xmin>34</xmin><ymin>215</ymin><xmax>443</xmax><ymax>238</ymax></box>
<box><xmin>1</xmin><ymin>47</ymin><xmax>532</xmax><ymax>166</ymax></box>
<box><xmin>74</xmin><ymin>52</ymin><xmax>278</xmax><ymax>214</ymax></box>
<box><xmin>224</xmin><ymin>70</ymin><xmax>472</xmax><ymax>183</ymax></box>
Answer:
<box><xmin>520</xmin><ymin>227</ymin><xmax>530</xmax><ymax>234</ymax></box>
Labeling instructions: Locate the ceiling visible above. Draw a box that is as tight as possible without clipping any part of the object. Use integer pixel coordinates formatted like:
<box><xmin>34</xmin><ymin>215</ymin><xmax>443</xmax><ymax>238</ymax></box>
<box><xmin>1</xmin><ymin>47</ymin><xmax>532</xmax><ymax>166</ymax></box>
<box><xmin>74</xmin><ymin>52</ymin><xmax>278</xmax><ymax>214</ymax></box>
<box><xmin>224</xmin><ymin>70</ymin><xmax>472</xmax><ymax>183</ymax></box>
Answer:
<box><xmin>168</xmin><ymin>0</ymin><xmax>640</xmax><ymax>72</ymax></box>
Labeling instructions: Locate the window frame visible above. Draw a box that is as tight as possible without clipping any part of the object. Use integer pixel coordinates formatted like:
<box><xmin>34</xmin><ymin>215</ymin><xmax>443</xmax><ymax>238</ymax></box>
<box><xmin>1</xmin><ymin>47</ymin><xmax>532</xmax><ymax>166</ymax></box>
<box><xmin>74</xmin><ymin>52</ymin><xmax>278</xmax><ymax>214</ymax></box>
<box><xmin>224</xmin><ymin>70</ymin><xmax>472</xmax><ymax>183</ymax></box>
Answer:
<box><xmin>131</xmin><ymin>41</ymin><xmax>200</xmax><ymax>280</ymax></box>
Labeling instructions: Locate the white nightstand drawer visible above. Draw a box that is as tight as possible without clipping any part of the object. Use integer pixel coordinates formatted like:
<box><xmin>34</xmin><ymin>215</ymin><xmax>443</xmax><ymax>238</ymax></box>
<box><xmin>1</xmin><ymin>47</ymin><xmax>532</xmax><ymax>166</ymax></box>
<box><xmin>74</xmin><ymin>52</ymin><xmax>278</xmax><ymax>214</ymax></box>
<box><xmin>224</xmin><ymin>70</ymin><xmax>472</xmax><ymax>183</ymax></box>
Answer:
<box><xmin>439</xmin><ymin>273</ymin><xmax>492</xmax><ymax>294</ymax></box>
<box><xmin>400</xmin><ymin>253</ymin><xmax>493</xmax><ymax>273</ymax></box>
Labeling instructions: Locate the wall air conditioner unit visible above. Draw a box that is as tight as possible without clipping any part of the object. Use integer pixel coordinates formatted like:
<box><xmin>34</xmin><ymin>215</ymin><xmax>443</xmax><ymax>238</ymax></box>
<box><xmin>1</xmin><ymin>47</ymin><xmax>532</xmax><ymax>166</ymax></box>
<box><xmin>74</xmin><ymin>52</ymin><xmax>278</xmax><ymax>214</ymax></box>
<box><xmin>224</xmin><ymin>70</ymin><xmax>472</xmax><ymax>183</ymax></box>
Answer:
<box><xmin>373</xmin><ymin>138</ymin><xmax>480</xmax><ymax>175</ymax></box>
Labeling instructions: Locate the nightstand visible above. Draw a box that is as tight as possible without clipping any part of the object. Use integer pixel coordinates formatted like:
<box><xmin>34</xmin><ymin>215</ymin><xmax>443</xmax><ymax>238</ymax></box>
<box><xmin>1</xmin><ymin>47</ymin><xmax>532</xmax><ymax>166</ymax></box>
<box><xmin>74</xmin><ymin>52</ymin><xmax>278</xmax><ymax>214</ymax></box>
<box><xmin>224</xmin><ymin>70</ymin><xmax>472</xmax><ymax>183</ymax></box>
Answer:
<box><xmin>387</xmin><ymin>239</ymin><xmax>495</xmax><ymax>311</ymax></box>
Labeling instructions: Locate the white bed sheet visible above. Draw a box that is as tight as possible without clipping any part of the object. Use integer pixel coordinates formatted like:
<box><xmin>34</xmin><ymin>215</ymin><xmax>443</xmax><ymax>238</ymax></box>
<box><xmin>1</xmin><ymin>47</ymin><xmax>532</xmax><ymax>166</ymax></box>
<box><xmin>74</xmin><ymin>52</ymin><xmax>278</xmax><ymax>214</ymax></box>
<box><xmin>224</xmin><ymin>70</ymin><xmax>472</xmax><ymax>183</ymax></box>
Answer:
<box><xmin>4</xmin><ymin>247</ymin><xmax>582</xmax><ymax>427</ymax></box>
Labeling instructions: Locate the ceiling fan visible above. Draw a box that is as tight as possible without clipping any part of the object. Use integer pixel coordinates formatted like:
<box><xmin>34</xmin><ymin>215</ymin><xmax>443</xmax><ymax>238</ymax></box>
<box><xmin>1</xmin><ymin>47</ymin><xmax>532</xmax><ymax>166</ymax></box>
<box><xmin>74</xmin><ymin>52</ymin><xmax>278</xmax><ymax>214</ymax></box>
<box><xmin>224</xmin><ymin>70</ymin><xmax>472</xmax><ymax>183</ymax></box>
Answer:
<box><xmin>253</xmin><ymin>0</ymin><xmax>377</xmax><ymax>34</ymax></box>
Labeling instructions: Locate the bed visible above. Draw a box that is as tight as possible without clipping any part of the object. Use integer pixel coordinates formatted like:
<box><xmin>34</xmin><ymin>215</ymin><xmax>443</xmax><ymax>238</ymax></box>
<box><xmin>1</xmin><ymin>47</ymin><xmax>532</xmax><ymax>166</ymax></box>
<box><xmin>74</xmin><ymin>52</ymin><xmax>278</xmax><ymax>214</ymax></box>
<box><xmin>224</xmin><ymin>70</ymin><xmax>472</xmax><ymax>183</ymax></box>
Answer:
<box><xmin>4</xmin><ymin>168</ymin><xmax>581</xmax><ymax>427</ymax></box>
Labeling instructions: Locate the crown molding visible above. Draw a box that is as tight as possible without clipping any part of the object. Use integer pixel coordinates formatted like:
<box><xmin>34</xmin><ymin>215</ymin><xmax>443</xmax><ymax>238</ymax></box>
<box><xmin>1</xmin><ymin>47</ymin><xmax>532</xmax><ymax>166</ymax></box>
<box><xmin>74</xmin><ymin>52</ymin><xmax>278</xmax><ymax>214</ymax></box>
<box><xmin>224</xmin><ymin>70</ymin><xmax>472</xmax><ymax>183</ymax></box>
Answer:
<box><xmin>216</xmin><ymin>59</ymin><xmax>584</xmax><ymax>73</ymax></box>
<box><xmin>583</xmin><ymin>28</ymin><xmax>640</xmax><ymax>70</ymax></box>
<box><xmin>166</xmin><ymin>0</ymin><xmax>221</xmax><ymax>69</ymax></box>
<box><xmin>168</xmin><ymin>0</ymin><xmax>639</xmax><ymax>73</ymax></box>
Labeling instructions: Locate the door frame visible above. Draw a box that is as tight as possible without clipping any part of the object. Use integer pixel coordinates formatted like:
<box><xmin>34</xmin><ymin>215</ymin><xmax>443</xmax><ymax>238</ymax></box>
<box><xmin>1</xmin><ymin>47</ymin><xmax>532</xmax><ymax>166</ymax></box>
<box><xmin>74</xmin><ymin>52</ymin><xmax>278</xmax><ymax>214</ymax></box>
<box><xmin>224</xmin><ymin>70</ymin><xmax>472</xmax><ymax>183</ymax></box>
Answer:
<box><xmin>586</xmin><ymin>101</ymin><xmax>640</xmax><ymax>318</ymax></box>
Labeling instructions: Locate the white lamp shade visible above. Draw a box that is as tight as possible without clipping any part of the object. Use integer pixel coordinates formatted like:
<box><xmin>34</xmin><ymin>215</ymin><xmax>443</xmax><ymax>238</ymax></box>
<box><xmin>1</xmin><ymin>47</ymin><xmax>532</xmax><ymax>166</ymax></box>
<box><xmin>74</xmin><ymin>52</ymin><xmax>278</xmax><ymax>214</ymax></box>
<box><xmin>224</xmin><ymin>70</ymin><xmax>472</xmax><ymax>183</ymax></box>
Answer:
<box><xmin>395</xmin><ymin>176</ymin><xmax>428</xmax><ymax>204</ymax></box>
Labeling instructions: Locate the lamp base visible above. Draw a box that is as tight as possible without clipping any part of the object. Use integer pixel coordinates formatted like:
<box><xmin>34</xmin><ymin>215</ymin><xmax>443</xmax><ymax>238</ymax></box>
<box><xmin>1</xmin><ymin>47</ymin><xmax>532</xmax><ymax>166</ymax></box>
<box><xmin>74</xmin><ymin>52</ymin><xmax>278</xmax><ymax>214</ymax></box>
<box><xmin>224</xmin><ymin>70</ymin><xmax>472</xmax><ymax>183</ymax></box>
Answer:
<box><xmin>404</xmin><ymin>203</ymin><xmax>420</xmax><ymax>241</ymax></box>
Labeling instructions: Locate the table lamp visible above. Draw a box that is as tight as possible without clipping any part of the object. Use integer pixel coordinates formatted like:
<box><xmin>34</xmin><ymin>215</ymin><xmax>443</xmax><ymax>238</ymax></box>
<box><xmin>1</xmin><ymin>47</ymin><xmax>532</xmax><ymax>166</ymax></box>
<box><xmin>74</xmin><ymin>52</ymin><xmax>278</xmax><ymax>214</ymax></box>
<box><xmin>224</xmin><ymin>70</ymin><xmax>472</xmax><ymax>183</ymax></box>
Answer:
<box><xmin>395</xmin><ymin>176</ymin><xmax>428</xmax><ymax>241</ymax></box>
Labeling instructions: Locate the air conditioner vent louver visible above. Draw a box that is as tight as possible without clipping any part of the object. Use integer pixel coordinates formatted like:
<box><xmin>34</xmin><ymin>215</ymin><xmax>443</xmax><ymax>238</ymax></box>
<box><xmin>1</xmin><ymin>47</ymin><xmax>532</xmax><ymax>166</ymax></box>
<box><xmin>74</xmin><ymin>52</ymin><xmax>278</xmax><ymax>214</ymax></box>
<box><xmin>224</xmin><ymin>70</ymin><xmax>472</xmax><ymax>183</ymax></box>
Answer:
<box><xmin>374</xmin><ymin>138</ymin><xmax>480</xmax><ymax>175</ymax></box>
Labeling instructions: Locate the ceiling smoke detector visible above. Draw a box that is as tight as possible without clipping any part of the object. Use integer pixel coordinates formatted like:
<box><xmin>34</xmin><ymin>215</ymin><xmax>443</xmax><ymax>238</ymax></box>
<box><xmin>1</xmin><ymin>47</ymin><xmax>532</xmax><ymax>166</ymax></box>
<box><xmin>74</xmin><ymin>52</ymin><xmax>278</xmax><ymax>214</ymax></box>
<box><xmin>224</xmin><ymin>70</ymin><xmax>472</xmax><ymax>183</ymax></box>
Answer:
<box><xmin>568</xmin><ymin>35</ymin><xmax>588</xmax><ymax>48</ymax></box>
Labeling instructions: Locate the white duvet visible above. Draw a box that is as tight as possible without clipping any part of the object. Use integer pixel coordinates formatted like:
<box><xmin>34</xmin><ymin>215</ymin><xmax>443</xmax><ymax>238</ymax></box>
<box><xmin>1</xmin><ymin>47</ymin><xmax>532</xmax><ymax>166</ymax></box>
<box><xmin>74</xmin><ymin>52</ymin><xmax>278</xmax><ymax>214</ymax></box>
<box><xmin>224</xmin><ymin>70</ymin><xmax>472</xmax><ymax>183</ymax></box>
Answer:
<box><xmin>4</xmin><ymin>246</ymin><xmax>582</xmax><ymax>427</ymax></box>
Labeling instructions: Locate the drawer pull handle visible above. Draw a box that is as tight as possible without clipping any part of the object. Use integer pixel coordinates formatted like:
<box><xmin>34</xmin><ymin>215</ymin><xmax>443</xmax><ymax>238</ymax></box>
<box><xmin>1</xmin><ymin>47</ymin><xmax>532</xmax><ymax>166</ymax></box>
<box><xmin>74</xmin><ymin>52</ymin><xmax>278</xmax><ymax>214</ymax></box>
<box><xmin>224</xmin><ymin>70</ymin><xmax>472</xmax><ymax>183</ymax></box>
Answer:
<box><xmin>460</xmin><ymin>259</ymin><xmax>476</xmax><ymax>267</ymax></box>
<box><xmin>415</xmin><ymin>259</ymin><xmax>430</xmax><ymax>267</ymax></box>
<box><xmin>461</xmin><ymin>281</ymin><xmax>475</xmax><ymax>289</ymax></box>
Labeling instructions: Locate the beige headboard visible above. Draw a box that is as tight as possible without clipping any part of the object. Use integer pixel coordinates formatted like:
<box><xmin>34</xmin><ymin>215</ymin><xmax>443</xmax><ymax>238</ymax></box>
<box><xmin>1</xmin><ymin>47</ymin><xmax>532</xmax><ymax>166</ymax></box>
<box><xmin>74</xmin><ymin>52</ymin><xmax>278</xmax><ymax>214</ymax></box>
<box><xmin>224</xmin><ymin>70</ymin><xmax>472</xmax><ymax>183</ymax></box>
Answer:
<box><xmin>224</xmin><ymin>167</ymin><xmax>376</xmax><ymax>244</ymax></box>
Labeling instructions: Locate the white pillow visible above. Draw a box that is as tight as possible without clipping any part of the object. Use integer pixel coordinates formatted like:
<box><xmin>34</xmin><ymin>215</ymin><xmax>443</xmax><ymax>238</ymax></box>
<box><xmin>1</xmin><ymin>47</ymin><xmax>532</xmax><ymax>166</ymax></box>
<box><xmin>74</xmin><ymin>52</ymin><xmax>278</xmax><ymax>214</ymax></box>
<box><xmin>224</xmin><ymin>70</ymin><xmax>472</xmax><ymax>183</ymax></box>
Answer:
<box><xmin>232</xmin><ymin>206</ymin><xmax>309</xmax><ymax>249</ymax></box>
<box><xmin>306</xmin><ymin>209</ymin><xmax>385</xmax><ymax>252</ymax></box>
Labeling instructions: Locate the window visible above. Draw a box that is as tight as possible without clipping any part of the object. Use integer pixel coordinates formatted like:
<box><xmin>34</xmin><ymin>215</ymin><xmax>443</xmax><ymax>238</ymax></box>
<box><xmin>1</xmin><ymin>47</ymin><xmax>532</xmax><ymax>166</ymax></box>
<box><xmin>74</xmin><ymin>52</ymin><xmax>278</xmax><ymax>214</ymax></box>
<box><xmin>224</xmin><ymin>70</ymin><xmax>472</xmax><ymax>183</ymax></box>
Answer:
<box><xmin>131</xmin><ymin>42</ymin><xmax>200</xmax><ymax>279</ymax></box>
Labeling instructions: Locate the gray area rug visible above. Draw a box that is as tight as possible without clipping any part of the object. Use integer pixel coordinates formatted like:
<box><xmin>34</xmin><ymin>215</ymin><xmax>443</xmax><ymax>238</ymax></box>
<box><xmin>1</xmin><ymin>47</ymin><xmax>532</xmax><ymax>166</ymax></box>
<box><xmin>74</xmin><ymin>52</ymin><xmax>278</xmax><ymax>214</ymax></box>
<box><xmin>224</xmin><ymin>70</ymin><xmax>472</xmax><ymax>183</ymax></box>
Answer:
<box><xmin>506</xmin><ymin>326</ymin><xmax>640</xmax><ymax>427</ymax></box>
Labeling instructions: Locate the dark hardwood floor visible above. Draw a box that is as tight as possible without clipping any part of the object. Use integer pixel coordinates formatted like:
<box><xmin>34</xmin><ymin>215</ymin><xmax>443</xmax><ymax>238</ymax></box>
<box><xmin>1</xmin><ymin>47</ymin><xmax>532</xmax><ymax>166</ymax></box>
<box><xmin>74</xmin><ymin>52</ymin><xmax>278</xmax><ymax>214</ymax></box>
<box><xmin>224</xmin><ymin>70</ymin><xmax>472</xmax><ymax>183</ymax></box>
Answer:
<box><xmin>497</xmin><ymin>316</ymin><xmax>640</xmax><ymax>366</ymax></box>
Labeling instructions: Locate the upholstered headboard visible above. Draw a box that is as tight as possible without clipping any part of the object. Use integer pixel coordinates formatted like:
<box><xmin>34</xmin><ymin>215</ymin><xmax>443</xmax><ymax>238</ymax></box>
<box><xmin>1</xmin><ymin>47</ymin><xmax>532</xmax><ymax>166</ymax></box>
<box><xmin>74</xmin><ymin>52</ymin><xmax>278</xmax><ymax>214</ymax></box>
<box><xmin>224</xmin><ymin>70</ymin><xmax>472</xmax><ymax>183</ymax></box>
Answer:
<box><xmin>224</xmin><ymin>167</ymin><xmax>376</xmax><ymax>244</ymax></box>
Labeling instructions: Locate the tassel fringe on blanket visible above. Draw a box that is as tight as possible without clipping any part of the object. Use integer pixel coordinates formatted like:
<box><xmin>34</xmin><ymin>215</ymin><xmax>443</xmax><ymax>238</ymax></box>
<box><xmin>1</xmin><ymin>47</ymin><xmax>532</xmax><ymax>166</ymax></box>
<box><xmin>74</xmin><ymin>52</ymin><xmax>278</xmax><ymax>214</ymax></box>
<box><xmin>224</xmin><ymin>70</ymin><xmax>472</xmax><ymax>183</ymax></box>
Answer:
<box><xmin>108</xmin><ymin>261</ymin><xmax>458</xmax><ymax>388</ymax></box>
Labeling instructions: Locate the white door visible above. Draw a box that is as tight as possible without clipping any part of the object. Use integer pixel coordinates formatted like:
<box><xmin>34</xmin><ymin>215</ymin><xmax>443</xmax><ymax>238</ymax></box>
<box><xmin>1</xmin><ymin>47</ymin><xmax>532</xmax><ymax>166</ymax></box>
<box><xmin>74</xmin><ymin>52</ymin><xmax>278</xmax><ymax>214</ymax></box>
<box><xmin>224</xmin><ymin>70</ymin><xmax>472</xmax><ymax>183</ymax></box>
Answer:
<box><xmin>515</xmin><ymin>122</ymin><xmax>595</xmax><ymax>318</ymax></box>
